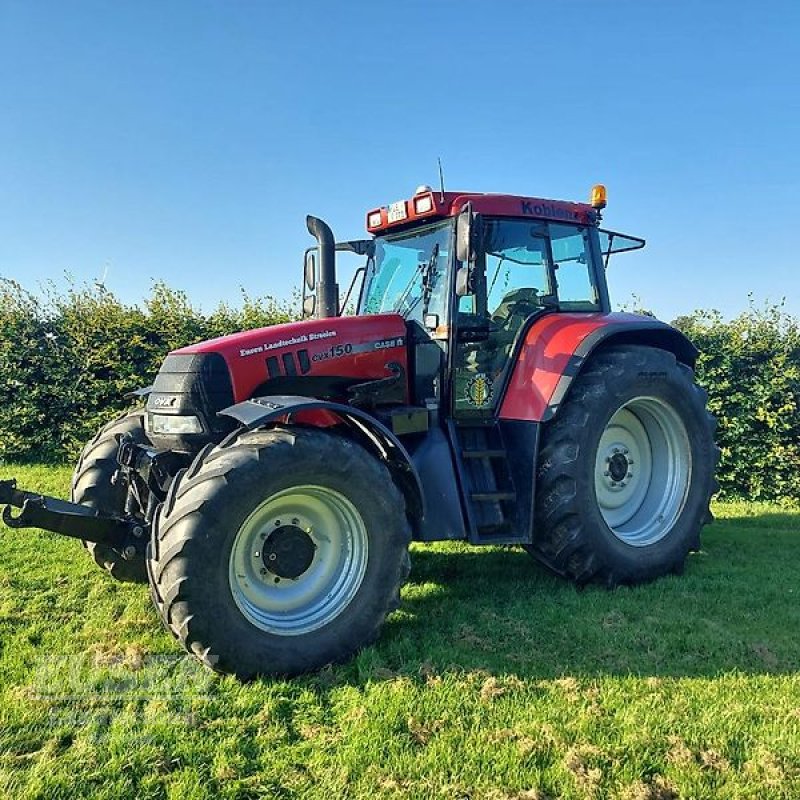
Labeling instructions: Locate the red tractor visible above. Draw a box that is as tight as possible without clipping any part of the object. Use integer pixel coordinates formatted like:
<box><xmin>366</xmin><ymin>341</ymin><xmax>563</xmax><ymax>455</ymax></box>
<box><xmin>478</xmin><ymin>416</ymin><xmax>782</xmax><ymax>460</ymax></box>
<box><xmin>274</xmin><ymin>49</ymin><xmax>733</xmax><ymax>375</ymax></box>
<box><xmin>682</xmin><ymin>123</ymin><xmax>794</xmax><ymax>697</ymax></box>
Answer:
<box><xmin>1</xmin><ymin>185</ymin><xmax>717</xmax><ymax>678</ymax></box>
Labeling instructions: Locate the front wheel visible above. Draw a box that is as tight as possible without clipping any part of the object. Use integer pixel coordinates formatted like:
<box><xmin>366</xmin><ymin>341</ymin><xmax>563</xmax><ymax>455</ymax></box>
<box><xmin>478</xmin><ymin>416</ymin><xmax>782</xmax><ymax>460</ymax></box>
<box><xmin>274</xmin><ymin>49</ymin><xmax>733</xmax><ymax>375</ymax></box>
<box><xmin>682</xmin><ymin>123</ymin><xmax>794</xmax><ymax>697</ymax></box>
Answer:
<box><xmin>71</xmin><ymin>411</ymin><xmax>149</xmax><ymax>583</ymax></box>
<box><xmin>527</xmin><ymin>345</ymin><xmax>718</xmax><ymax>586</ymax></box>
<box><xmin>147</xmin><ymin>426</ymin><xmax>411</xmax><ymax>678</ymax></box>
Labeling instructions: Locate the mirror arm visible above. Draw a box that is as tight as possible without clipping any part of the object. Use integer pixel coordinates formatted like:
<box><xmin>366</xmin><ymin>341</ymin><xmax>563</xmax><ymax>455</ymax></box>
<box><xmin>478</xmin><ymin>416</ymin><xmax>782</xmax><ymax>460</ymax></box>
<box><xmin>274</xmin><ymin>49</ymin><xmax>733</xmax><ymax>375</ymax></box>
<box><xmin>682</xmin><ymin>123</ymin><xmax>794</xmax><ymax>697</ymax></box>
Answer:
<box><xmin>339</xmin><ymin>266</ymin><xmax>366</xmax><ymax>315</ymax></box>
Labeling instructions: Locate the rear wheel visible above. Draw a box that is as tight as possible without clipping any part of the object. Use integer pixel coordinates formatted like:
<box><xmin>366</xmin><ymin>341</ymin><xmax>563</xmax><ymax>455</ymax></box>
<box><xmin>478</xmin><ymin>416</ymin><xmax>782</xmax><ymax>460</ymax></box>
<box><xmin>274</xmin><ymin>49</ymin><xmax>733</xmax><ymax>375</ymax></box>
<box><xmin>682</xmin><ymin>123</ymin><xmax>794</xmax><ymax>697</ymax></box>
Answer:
<box><xmin>527</xmin><ymin>345</ymin><xmax>718</xmax><ymax>585</ymax></box>
<box><xmin>71</xmin><ymin>410</ymin><xmax>148</xmax><ymax>583</ymax></box>
<box><xmin>147</xmin><ymin>426</ymin><xmax>411</xmax><ymax>678</ymax></box>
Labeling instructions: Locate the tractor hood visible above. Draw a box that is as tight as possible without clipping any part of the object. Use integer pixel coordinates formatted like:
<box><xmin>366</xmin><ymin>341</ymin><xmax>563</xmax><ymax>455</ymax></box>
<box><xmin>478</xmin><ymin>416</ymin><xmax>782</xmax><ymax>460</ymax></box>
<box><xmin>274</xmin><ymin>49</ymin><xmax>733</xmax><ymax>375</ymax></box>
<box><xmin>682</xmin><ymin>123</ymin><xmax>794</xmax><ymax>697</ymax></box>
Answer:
<box><xmin>170</xmin><ymin>313</ymin><xmax>409</xmax><ymax>405</ymax></box>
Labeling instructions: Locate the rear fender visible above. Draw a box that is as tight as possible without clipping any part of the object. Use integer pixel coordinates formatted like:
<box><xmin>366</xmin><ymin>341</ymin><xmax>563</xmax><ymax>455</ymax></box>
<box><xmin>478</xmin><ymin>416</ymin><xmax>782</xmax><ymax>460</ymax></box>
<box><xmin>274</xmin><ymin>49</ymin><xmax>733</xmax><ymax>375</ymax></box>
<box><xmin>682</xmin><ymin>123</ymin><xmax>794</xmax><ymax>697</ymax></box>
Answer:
<box><xmin>499</xmin><ymin>313</ymin><xmax>698</xmax><ymax>422</ymax></box>
<box><xmin>218</xmin><ymin>395</ymin><xmax>424</xmax><ymax>524</ymax></box>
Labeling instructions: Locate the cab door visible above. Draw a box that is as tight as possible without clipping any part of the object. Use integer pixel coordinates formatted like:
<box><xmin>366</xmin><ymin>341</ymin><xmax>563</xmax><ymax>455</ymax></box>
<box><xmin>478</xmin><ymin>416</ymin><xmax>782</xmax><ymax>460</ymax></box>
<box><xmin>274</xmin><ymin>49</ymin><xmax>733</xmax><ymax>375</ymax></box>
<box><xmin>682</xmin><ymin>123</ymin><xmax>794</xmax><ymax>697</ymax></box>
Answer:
<box><xmin>451</xmin><ymin>218</ymin><xmax>554</xmax><ymax>419</ymax></box>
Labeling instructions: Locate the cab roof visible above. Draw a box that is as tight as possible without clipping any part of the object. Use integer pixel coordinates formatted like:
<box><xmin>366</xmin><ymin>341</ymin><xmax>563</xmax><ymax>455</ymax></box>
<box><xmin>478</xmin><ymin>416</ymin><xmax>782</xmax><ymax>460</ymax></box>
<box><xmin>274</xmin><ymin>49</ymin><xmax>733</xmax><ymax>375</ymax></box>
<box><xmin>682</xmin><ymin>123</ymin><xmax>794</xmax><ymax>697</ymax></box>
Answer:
<box><xmin>365</xmin><ymin>190</ymin><xmax>598</xmax><ymax>234</ymax></box>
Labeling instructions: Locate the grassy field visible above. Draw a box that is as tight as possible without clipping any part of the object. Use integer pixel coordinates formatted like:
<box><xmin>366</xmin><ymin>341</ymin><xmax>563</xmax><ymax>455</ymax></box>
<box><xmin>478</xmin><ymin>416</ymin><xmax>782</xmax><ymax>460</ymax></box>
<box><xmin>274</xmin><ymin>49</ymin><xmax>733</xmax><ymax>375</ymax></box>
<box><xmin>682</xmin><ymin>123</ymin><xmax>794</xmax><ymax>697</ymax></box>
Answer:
<box><xmin>0</xmin><ymin>465</ymin><xmax>799</xmax><ymax>799</ymax></box>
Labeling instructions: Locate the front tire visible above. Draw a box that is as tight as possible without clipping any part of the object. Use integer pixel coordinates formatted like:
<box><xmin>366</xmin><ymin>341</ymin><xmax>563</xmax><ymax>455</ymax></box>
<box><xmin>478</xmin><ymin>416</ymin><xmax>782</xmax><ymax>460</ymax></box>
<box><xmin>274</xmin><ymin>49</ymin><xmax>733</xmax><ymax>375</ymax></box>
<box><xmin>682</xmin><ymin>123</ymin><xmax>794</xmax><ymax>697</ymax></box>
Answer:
<box><xmin>147</xmin><ymin>426</ymin><xmax>411</xmax><ymax>678</ymax></box>
<box><xmin>527</xmin><ymin>345</ymin><xmax>718</xmax><ymax>586</ymax></box>
<box><xmin>71</xmin><ymin>410</ymin><xmax>149</xmax><ymax>583</ymax></box>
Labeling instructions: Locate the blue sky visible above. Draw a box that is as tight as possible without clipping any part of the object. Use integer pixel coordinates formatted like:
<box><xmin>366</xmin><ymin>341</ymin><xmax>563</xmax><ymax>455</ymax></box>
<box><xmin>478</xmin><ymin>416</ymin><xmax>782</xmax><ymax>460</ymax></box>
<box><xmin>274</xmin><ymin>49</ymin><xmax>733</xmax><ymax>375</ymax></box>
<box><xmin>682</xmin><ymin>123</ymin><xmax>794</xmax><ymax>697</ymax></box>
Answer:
<box><xmin>1</xmin><ymin>0</ymin><xmax>798</xmax><ymax>321</ymax></box>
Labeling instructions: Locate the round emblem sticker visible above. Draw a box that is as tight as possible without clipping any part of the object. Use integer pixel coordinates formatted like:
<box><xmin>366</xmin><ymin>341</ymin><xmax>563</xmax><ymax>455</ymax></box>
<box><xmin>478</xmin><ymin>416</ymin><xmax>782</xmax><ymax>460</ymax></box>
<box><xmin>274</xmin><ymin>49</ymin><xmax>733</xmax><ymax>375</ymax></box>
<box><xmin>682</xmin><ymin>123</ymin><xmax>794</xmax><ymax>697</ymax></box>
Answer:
<box><xmin>466</xmin><ymin>373</ymin><xmax>494</xmax><ymax>407</ymax></box>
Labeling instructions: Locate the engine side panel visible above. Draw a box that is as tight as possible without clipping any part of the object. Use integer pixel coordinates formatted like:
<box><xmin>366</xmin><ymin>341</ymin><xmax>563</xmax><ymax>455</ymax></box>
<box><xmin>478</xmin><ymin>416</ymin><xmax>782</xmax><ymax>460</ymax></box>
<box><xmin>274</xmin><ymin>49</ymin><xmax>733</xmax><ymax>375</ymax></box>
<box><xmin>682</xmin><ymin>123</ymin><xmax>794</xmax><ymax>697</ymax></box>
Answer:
<box><xmin>174</xmin><ymin>314</ymin><xmax>409</xmax><ymax>404</ymax></box>
<box><xmin>499</xmin><ymin>312</ymin><xmax>698</xmax><ymax>422</ymax></box>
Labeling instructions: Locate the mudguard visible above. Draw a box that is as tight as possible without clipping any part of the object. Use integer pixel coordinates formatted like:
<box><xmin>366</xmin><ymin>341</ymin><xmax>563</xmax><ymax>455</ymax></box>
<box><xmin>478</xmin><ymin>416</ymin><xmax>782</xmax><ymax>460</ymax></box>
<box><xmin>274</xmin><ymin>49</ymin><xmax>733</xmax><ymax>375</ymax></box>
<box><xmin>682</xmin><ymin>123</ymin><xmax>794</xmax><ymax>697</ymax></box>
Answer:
<box><xmin>499</xmin><ymin>312</ymin><xmax>698</xmax><ymax>422</ymax></box>
<box><xmin>218</xmin><ymin>395</ymin><xmax>424</xmax><ymax>524</ymax></box>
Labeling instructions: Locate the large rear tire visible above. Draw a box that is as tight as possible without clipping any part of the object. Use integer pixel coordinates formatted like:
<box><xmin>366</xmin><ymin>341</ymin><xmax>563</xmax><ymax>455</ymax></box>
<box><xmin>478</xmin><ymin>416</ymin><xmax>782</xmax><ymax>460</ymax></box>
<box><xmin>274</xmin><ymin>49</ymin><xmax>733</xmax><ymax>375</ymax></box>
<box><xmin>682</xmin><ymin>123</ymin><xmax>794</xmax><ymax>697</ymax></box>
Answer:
<box><xmin>71</xmin><ymin>410</ymin><xmax>149</xmax><ymax>583</ymax></box>
<box><xmin>147</xmin><ymin>426</ymin><xmax>411</xmax><ymax>678</ymax></box>
<box><xmin>527</xmin><ymin>345</ymin><xmax>718</xmax><ymax>586</ymax></box>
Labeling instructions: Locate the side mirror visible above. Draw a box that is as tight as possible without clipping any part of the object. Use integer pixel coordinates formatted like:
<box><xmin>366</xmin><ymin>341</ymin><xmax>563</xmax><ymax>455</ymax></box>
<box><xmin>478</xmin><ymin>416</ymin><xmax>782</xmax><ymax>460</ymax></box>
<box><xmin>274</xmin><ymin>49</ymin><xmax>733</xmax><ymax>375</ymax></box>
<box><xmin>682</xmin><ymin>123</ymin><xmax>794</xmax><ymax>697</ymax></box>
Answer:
<box><xmin>302</xmin><ymin>248</ymin><xmax>318</xmax><ymax>319</ymax></box>
<box><xmin>455</xmin><ymin>266</ymin><xmax>472</xmax><ymax>297</ymax></box>
<box><xmin>455</xmin><ymin>203</ymin><xmax>474</xmax><ymax>263</ymax></box>
<box><xmin>455</xmin><ymin>203</ymin><xmax>481</xmax><ymax>296</ymax></box>
<box><xmin>304</xmin><ymin>249</ymin><xmax>317</xmax><ymax>291</ymax></box>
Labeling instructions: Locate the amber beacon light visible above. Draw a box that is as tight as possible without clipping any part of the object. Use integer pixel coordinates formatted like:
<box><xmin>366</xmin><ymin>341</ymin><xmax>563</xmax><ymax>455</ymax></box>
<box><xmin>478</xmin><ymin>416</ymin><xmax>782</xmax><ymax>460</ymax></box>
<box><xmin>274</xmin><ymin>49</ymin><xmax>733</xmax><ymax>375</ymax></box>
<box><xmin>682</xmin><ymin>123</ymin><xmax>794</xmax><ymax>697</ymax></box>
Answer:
<box><xmin>591</xmin><ymin>184</ymin><xmax>607</xmax><ymax>210</ymax></box>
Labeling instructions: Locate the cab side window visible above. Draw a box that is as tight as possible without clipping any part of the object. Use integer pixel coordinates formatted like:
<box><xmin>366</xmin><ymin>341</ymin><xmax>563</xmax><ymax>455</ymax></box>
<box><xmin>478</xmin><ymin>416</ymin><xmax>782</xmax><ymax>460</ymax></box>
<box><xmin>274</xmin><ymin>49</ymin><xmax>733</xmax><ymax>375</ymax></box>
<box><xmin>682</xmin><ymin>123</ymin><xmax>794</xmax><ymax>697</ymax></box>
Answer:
<box><xmin>550</xmin><ymin>224</ymin><xmax>600</xmax><ymax>310</ymax></box>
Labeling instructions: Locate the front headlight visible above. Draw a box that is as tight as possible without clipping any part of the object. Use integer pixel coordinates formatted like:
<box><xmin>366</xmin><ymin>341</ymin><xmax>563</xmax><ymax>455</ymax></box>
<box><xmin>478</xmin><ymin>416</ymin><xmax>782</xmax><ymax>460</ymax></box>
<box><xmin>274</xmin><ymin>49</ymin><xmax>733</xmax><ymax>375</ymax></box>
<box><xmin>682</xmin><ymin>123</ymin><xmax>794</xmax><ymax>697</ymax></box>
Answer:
<box><xmin>146</xmin><ymin>413</ymin><xmax>203</xmax><ymax>435</ymax></box>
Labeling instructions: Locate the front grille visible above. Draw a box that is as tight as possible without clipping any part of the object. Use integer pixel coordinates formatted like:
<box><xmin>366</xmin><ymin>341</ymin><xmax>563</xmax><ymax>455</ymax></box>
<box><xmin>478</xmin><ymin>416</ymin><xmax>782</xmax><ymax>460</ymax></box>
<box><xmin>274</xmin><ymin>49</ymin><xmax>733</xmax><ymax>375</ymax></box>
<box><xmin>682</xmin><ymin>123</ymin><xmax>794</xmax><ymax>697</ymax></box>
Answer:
<box><xmin>146</xmin><ymin>353</ymin><xmax>235</xmax><ymax>449</ymax></box>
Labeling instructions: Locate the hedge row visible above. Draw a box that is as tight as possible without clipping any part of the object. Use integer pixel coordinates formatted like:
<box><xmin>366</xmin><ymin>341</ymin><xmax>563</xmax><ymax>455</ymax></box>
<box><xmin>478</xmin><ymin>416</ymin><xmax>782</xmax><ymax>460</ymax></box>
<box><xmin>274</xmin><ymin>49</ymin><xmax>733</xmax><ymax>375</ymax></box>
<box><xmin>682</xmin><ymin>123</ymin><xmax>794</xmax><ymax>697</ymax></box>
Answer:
<box><xmin>0</xmin><ymin>279</ymin><xmax>294</xmax><ymax>462</ymax></box>
<box><xmin>673</xmin><ymin>303</ymin><xmax>800</xmax><ymax>502</ymax></box>
<box><xmin>1</xmin><ymin>279</ymin><xmax>798</xmax><ymax>501</ymax></box>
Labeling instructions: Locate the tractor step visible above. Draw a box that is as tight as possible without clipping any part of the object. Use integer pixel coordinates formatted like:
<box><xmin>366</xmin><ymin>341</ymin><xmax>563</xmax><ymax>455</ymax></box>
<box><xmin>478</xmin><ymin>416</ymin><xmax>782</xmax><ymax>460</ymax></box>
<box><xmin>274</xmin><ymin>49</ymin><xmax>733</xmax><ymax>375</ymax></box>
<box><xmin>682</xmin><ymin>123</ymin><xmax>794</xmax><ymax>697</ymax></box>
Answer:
<box><xmin>449</xmin><ymin>422</ymin><xmax>528</xmax><ymax>546</ymax></box>
<box><xmin>462</xmin><ymin>449</ymin><xmax>507</xmax><ymax>459</ymax></box>
<box><xmin>471</xmin><ymin>491</ymin><xmax>516</xmax><ymax>502</ymax></box>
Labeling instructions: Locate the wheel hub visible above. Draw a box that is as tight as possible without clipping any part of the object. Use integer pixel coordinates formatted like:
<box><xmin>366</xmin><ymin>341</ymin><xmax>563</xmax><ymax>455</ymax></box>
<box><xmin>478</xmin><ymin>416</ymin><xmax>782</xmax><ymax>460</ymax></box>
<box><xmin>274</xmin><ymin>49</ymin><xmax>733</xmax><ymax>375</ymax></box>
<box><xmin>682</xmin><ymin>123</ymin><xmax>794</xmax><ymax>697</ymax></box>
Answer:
<box><xmin>262</xmin><ymin>525</ymin><xmax>316</xmax><ymax>579</ymax></box>
<box><xmin>599</xmin><ymin>441</ymin><xmax>636</xmax><ymax>492</ymax></box>
<box><xmin>608</xmin><ymin>451</ymin><xmax>630</xmax><ymax>483</ymax></box>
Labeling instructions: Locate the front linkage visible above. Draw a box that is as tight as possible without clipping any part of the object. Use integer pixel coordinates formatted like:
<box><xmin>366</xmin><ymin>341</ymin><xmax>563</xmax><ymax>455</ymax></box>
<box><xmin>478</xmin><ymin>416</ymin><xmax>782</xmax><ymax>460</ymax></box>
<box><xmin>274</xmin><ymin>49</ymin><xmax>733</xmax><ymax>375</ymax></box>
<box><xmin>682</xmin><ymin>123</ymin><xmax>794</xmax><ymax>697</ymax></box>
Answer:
<box><xmin>0</xmin><ymin>433</ymin><xmax>179</xmax><ymax>562</ymax></box>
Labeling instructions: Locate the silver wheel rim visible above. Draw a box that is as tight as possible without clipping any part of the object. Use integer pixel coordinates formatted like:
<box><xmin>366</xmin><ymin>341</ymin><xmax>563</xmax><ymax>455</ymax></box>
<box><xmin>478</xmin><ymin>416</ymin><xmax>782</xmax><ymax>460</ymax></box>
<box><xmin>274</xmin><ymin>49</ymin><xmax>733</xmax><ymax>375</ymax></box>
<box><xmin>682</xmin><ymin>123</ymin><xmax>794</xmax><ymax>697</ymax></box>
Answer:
<box><xmin>228</xmin><ymin>485</ymin><xmax>368</xmax><ymax>635</ymax></box>
<box><xmin>594</xmin><ymin>396</ymin><xmax>692</xmax><ymax>547</ymax></box>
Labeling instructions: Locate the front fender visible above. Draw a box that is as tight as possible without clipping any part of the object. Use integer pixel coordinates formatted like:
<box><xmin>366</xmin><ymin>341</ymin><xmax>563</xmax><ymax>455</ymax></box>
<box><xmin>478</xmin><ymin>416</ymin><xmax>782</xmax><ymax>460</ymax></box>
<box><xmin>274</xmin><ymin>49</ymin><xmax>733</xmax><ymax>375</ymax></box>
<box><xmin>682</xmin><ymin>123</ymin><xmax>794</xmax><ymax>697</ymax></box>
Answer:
<box><xmin>499</xmin><ymin>313</ymin><xmax>698</xmax><ymax>422</ymax></box>
<box><xmin>218</xmin><ymin>395</ymin><xmax>425</xmax><ymax>524</ymax></box>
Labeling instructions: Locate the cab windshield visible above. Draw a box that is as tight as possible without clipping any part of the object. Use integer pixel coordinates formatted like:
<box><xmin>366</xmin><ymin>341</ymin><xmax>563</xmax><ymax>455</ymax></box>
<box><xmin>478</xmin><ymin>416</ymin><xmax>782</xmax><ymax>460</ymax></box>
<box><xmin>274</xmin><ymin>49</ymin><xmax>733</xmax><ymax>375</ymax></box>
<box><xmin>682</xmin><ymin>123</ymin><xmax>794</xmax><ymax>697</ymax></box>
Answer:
<box><xmin>360</xmin><ymin>220</ymin><xmax>453</xmax><ymax>325</ymax></box>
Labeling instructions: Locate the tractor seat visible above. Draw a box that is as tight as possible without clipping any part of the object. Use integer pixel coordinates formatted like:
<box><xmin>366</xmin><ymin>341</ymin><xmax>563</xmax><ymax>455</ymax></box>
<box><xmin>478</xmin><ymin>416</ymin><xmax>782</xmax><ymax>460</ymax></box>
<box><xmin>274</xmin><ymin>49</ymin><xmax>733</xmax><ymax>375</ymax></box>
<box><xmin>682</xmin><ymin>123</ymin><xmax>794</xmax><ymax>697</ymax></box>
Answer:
<box><xmin>491</xmin><ymin>287</ymin><xmax>542</xmax><ymax>333</ymax></box>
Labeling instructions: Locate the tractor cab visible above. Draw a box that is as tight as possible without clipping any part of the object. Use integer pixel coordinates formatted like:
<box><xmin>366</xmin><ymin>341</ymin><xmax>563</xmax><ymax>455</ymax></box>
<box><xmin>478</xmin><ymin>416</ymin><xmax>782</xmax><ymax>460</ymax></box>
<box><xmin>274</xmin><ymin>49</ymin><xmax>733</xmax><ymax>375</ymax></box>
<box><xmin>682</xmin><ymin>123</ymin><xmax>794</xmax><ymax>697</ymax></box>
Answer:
<box><xmin>304</xmin><ymin>185</ymin><xmax>644</xmax><ymax>418</ymax></box>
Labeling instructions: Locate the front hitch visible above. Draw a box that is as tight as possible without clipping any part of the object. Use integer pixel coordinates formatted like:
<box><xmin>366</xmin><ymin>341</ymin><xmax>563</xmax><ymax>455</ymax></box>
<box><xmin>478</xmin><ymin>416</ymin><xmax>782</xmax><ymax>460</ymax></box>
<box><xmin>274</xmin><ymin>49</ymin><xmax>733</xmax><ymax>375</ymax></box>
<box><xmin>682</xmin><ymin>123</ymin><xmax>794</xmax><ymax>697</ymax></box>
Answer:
<box><xmin>0</xmin><ymin>478</ymin><xmax>146</xmax><ymax>557</ymax></box>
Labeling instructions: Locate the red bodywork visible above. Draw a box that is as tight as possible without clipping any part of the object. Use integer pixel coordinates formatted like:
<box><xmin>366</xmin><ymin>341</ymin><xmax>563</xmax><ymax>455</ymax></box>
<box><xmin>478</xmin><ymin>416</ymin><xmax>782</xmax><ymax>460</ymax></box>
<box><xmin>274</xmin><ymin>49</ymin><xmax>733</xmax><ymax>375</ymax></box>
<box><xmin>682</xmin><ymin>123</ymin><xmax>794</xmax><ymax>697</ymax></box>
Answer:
<box><xmin>500</xmin><ymin>312</ymin><xmax>648</xmax><ymax>422</ymax></box>
<box><xmin>176</xmin><ymin>314</ymin><xmax>408</xmax><ymax>411</ymax></box>
<box><xmin>367</xmin><ymin>190</ymin><xmax>596</xmax><ymax>233</ymax></box>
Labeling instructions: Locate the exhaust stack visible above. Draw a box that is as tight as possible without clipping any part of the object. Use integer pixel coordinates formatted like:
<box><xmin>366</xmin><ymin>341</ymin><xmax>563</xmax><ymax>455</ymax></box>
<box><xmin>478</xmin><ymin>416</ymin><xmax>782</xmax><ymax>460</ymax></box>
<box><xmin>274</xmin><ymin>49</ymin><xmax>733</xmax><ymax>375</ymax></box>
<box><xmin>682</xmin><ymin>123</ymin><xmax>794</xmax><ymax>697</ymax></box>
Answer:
<box><xmin>306</xmin><ymin>215</ymin><xmax>338</xmax><ymax>318</ymax></box>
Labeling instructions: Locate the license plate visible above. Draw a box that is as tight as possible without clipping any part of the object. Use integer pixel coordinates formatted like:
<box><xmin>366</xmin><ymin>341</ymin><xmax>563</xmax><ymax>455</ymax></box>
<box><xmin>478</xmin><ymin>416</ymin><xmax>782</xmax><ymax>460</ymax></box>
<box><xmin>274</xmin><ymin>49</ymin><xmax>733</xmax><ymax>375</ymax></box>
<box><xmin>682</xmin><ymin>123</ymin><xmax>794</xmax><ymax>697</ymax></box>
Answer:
<box><xmin>387</xmin><ymin>200</ymin><xmax>408</xmax><ymax>223</ymax></box>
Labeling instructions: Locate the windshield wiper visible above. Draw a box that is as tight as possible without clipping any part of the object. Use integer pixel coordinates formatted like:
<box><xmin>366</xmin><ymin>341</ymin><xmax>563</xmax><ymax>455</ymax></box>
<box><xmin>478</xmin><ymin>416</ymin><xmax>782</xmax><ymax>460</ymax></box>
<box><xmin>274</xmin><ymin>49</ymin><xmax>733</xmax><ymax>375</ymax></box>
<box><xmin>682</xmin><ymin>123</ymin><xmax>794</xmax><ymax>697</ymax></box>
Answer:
<box><xmin>404</xmin><ymin>243</ymin><xmax>440</xmax><ymax>318</ymax></box>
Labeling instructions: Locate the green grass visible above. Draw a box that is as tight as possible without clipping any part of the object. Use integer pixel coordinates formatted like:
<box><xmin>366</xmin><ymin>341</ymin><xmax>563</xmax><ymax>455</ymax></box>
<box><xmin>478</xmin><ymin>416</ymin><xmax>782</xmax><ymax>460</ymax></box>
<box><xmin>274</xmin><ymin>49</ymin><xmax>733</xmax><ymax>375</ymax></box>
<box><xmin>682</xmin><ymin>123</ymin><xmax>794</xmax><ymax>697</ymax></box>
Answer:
<box><xmin>1</xmin><ymin>465</ymin><xmax>799</xmax><ymax>799</ymax></box>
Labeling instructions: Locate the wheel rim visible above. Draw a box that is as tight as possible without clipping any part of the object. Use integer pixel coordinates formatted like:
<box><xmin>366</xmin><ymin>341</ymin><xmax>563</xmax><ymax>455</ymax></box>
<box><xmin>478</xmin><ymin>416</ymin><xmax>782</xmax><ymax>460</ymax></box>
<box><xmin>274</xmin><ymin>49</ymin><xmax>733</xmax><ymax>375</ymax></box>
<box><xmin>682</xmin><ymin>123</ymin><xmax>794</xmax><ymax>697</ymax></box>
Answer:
<box><xmin>228</xmin><ymin>485</ymin><xmax>368</xmax><ymax>635</ymax></box>
<box><xmin>594</xmin><ymin>396</ymin><xmax>692</xmax><ymax>547</ymax></box>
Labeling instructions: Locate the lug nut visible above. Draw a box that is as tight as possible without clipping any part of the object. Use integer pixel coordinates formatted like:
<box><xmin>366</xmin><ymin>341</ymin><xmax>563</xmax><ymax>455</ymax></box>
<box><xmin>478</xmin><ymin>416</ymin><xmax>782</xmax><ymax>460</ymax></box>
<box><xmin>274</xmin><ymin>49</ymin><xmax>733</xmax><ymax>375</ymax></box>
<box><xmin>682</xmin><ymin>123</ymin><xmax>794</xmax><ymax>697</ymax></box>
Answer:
<box><xmin>274</xmin><ymin>520</ymin><xmax>281</xmax><ymax>526</ymax></box>
<box><xmin>292</xmin><ymin>518</ymin><xmax>299</xmax><ymax>525</ymax></box>
<box><xmin>274</xmin><ymin>577</ymin><xmax>280</xmax><ymax>584</ymax></box>
<box><xmin>611</xmin><ymin>480</ymin><xmax>618</xmax><ymax>487</ymax></box>
<box><xmin>260</xmin><ymin>568</ymin><xmax>267</xmax><ymax>576</ymax></box>
<box><xmin>627</xmin><ymin>472</ymin><xmax>633</xmax><ymax>479</ymax></box>
<box><xmin>123</xmin><ymin>546</ymin><xmax>137</xmax><ymax>560</ymax></box>
<box><xmin>603</xmin><ymin>470</ymin><xmax>610</xmax><ymax>477</ymax></box>
<box><xmin>269</xmin><ymin>553</ymin><xmax>277</xmax><ymax>561</ymax></box>
<box><xmin>132</xmin><ymin>526</ymin><xmax>144</xmax><ymax>538</ymax></box>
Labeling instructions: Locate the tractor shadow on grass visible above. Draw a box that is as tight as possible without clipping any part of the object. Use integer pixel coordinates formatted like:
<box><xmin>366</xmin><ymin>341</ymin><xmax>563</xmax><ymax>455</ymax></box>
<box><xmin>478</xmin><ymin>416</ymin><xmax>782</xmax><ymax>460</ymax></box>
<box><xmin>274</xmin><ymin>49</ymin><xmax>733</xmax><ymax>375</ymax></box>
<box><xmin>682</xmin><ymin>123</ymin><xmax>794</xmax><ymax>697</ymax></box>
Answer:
<box><xmin>371</xmin><ymin>509</ymin><xmax>800</xmax><ymax>680</ymax></box>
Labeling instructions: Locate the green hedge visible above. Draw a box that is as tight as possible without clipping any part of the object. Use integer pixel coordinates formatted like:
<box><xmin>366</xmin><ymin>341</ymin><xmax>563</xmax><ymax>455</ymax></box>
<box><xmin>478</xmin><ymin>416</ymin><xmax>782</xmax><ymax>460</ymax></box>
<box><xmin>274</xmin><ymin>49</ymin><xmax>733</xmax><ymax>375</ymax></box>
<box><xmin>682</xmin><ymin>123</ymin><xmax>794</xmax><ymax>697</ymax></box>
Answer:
<box><xmin>674</xmin><ymin>303</ymin><xmax>800</xmax><ymax>503</ymax></box>
<box><xmin>1</xmin><ymin>279</ymin><xmax>798</xmax><ymax>501</ymax></box>
<box><xmin>0</xmin><ymin>279</ymin><xmax>294</xmax><ymax>462</ymax></box>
